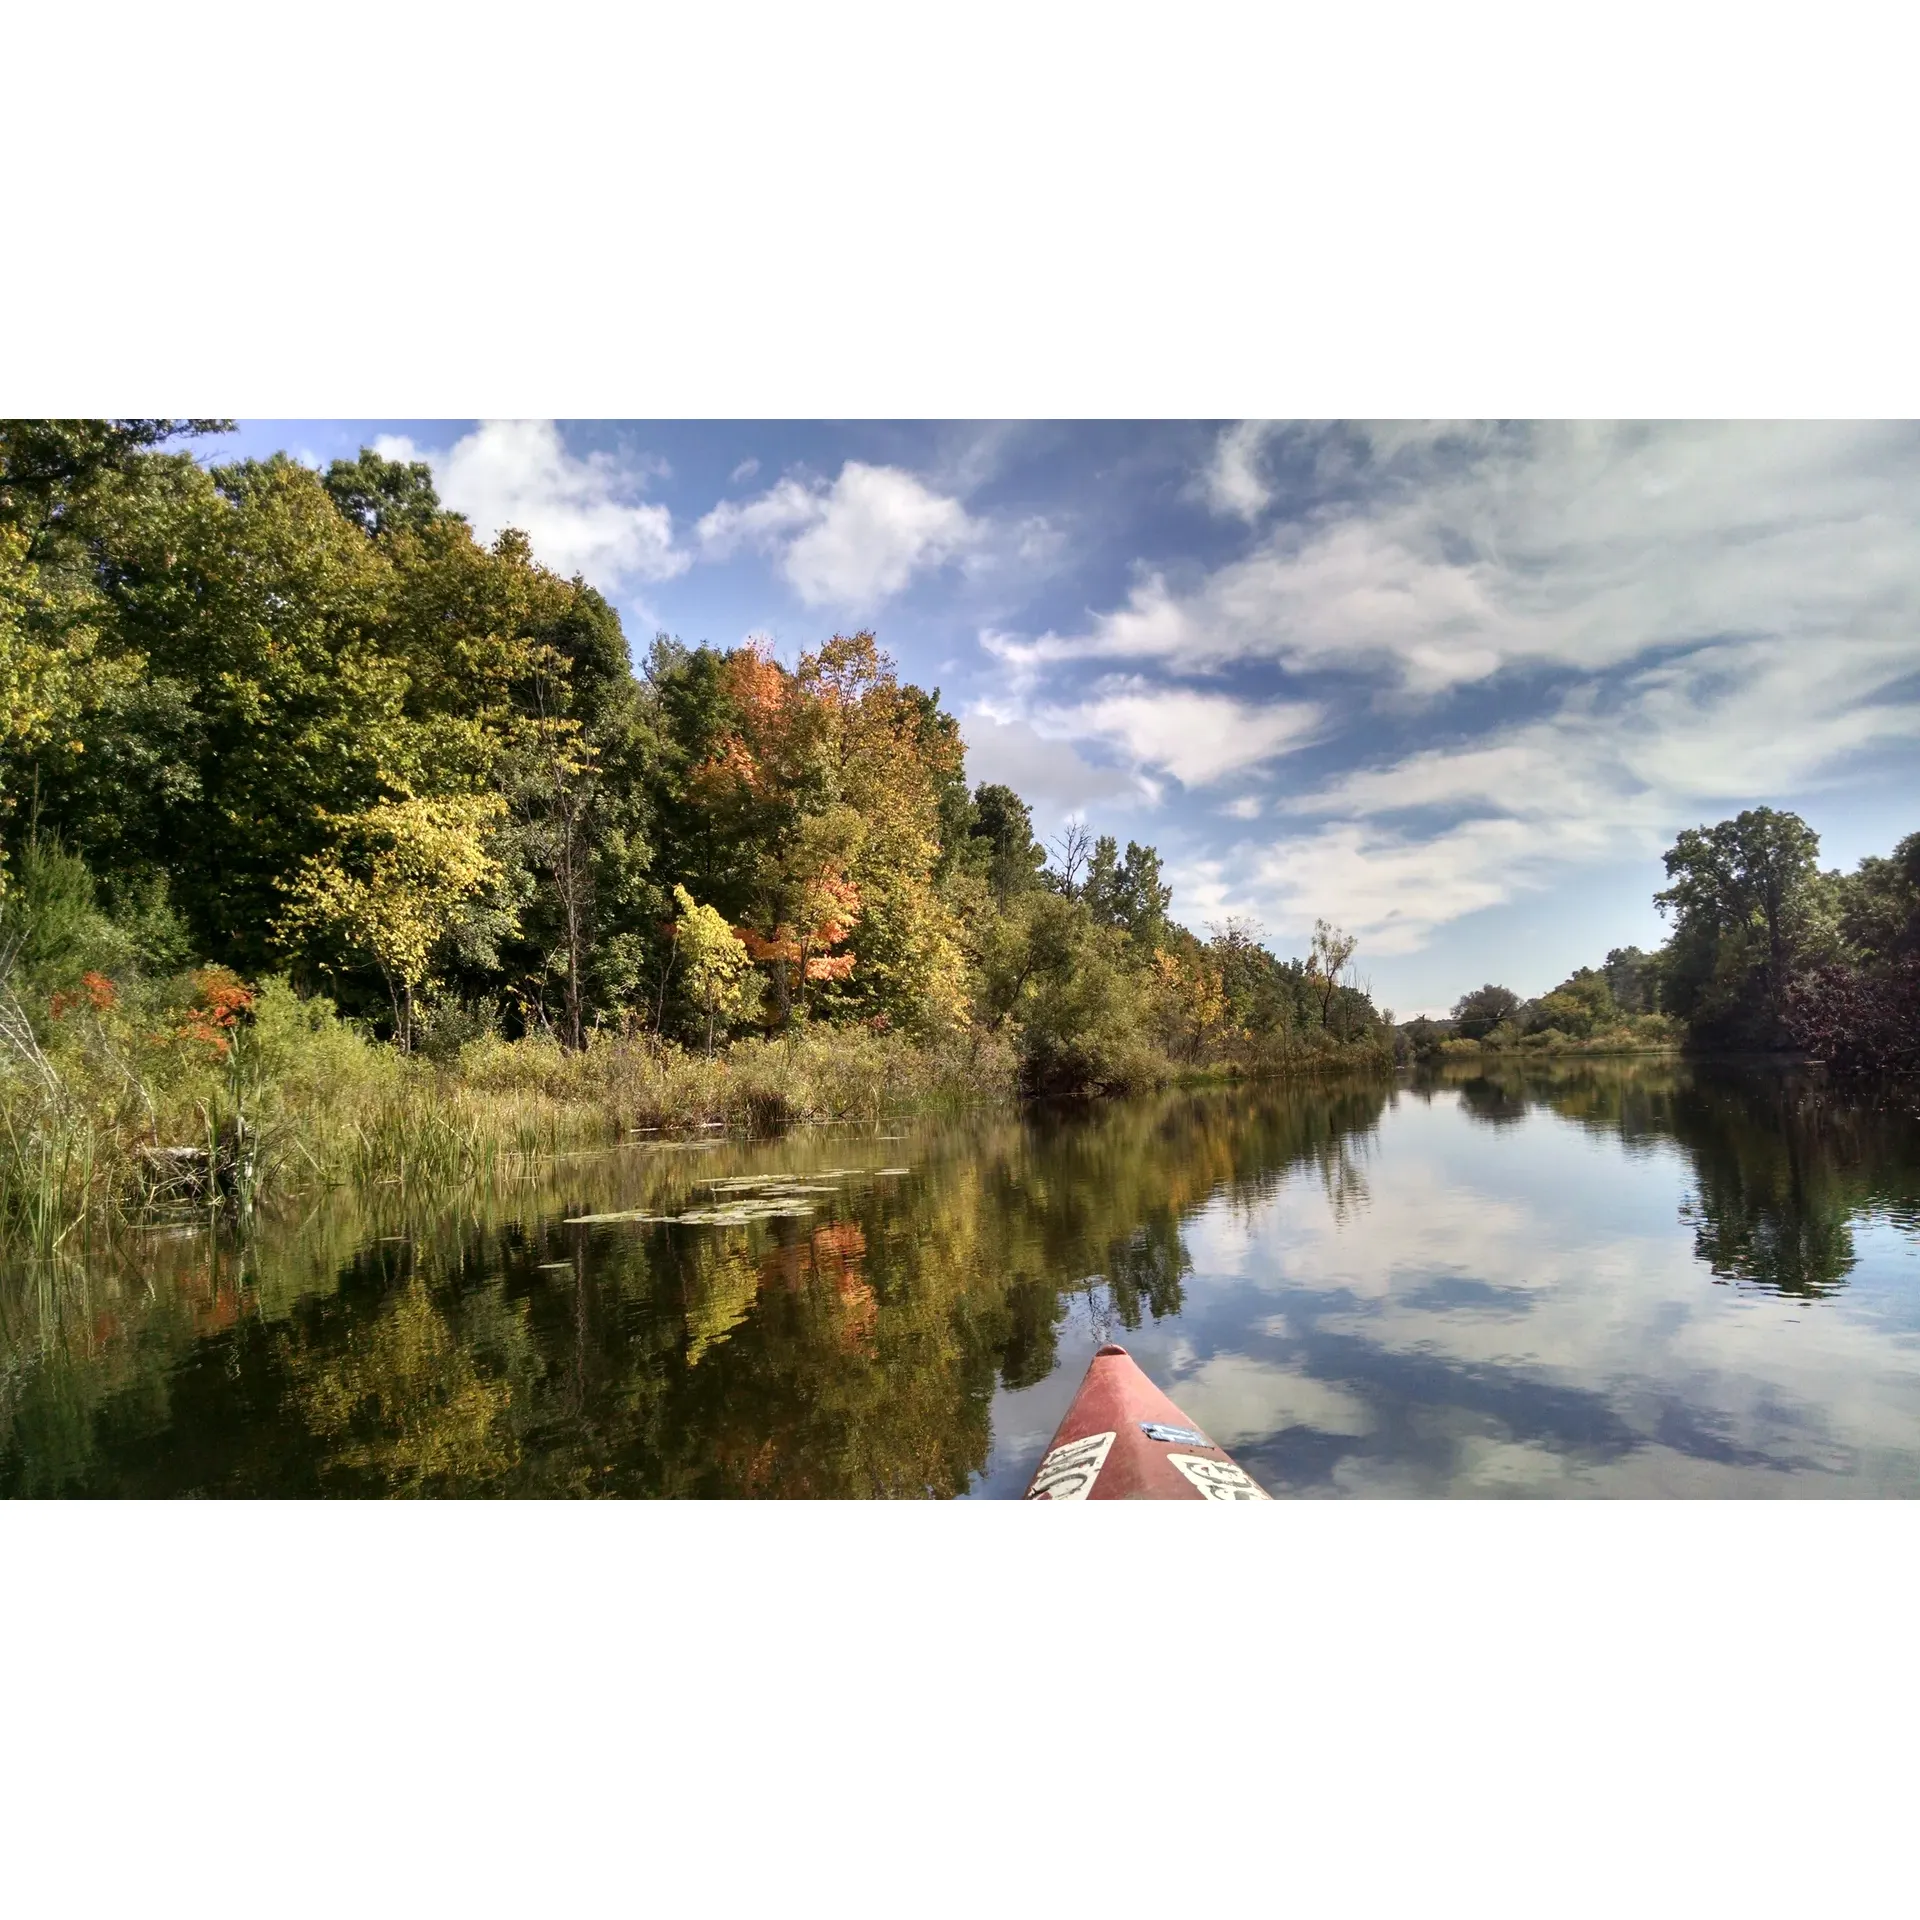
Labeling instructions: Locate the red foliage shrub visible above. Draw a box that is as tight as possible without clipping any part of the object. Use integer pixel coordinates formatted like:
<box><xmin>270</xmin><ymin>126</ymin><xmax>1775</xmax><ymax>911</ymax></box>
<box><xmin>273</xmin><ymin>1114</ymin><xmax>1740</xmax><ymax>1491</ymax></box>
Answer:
<box><xmin>176</xmin><ymin>967</ymin><xmax>257</xmax><ymax>1058</ymax></box>
<box><xmin>1785</xmin><ymin>955</ymin><xmax>1920</xmax><ymax>1077</ymax></box>
<box><xmin>50</xmin><ymin>970</ymin><xmax>118</xmax><ymax>1018</ymax></box>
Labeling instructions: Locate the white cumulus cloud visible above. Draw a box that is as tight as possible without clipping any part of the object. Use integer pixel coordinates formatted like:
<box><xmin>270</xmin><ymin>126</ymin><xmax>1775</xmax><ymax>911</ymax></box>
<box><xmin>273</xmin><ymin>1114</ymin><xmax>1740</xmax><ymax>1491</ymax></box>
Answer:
<box><xmin>697</xmin><ymin>461</ymin><xmax>978</xmax><ymax>610</ymax></box>
<box><xmin>1056</xmin><ymin>682</ymin><xmax>1322</xmax><ymax>788</ymax></box>
<box><xmin>373</xmin><ymin>420</ymin><xmax>687</xmax><ymax>586</ymax></box>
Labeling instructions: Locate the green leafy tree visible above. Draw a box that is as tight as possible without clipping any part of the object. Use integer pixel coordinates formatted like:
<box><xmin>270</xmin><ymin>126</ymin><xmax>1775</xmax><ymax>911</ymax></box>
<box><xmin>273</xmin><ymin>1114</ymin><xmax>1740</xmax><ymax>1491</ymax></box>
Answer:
<box><xmin>970</xmin><ymin>889</ymin><xmax>1153</xmax><ymax>1094</ymax></box>
<box><xmin>322</xmin><ymin>446</ymin><xmax>450</xmax><ymax>539</ymax></box>
<box><xmin>1836</xmin><ymin>832</ymin><xmax>1920</xmax><ymax>966</ymax></box>
<box><xmin>1526</xmin><ymin>967</ymin><xmax>1615</xmax><ymax>1040</ymax></box>
<box><xmin>0</xmin><ymin>418</ymin><xmax>230</xmax><ymax>558</ymax></box>
<box><xmin>0</xmin><ymin>527</ymin><xmax>108</xmax><ymax>889</ymax></box>
<box><xmin>1656</xmin><ymin>807</ymin><xmax>1822</xmax><ymax>1046</ymax></box>
<box><xmin>1308</xmin><ymin>919</ymin><xmax>1359</xmax><ymax>1031</ymax></box>
<box><xmin>967</xmin><ymin>784</ymin><xmax>1048</xmax><ymax>903</ymax></box>
<box><xmin>1453</xmin><ymin>983</ymin><xmax>1520</xmax><ymax>1040</ymax></box>
<box><xmin>1209</xmin><ymin>917</ymin><xmax>1313</xmax><ymax>1038</ymax></box>
<box><xmin>1602</xmin><ymin>946</ymin><xmax>1660</xmax><ymax>1014</ymax></box>
<box><xmin>1086</xmin><ymin>835</ymin><xmax>1172</xmax><ymax>948</ymax></box>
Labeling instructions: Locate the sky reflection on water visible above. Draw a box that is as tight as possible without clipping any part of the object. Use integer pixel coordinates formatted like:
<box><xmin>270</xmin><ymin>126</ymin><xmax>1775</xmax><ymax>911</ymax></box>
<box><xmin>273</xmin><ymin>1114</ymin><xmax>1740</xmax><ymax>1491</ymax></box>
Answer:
<box><xmin>4</xmin><ymin>1061</ymin><xmax>1917</xmax><ymax>1497</ymax></box>
<box><xmin>970</xmin><ymin>1065</ymin><xmax>1920</xmax><ymax>1498</ymax></box>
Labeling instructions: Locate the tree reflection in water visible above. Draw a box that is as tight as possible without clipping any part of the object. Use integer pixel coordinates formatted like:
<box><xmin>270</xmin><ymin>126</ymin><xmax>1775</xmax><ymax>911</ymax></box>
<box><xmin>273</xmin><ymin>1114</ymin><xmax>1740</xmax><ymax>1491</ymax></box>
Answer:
<box><xmin>3</xmin><ymin>1063</ymin><xmax>1916</xmax><ymax>1495</ymax></box>
<box><xmin>1432</xmin><ymin>1058</ymin><xmax>1920</xmax><ymax>1301</ymax></box>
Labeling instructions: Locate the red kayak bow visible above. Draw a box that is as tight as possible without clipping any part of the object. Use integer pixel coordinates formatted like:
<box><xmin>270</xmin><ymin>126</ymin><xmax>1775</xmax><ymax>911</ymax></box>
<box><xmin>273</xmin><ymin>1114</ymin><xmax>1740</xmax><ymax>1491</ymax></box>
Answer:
<box><xmin>1024</xmin><ymin>1344</ymin><xmax>1271</xmax><ymax>1500</ymax></box>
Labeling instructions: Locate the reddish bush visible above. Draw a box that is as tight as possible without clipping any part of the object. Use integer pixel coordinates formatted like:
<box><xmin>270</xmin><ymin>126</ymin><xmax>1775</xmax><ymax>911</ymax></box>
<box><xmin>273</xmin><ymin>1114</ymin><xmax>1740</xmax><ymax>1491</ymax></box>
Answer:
<box><xmin>176</xmin><ymin>967</ymin><xmax>257</xmax><ymax>1058</ymax></box>
<box><xmin>1785</xmin><ymin>955</ymin><xmax>1920</xmax><ymax>1077</ymax></box>
<box><xmin>50</xmin><ymin>970</ymin><xmax>118</xmax><ymax>1018</ymax></box>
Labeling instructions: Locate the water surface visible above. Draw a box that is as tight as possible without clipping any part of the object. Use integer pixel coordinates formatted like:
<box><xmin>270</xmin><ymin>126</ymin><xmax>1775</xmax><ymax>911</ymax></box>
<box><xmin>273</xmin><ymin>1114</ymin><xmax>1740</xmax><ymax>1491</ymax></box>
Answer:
<box><xmin>5</xmin><ymin>1060</ymin><xmax>1918</xmax><ymax>1496</ymax></box>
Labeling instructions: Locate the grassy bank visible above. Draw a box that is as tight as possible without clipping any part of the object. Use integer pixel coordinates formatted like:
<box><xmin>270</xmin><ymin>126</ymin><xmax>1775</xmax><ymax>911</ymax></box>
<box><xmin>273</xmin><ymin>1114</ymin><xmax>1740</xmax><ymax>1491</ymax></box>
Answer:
<box><xmin>1168</xmin><ymin>1029</ymin><xmax>1398</xmax><ymax>1086</ymax></box>
<box><xmin>1426</xmin><ymin>1013</ymin><xmax>1683</xmax><ymax>1060</ymax></box>
<box><xmin>0</xmin><ymin>974</ymin><xmax>1019</xmax><ymax>1252</ymax></box>
<box><xmin>0</xmin><ymin>962</ymin><xmax>1401</xmax><ymax>1254</ymax></box>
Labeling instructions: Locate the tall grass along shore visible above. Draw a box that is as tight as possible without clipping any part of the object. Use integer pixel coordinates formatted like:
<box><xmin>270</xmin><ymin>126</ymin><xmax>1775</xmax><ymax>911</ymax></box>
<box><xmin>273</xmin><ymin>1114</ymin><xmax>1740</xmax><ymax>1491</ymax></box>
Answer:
<box><xmin>0</xmin><ymin>973</ymin><xmax>1024</xmax><ymax>1254</ymax></box>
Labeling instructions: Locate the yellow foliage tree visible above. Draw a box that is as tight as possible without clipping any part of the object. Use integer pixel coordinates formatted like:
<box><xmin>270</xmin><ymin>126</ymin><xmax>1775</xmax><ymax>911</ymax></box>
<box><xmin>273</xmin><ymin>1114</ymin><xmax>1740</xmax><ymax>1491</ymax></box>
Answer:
<box><xmin>278</xmin><ymin>792</ymin><xmax>504</xmax><ymax>1050</ymax></box>
<box><xmin>672</xmin><ymin>882</ymin><xmax>760</xmax><ymax>1053</ymax></box>
<box><xmin>1151</xmin><ymin>947</ymin><xmax>1229</xmax><ymax>1063</ymax></box>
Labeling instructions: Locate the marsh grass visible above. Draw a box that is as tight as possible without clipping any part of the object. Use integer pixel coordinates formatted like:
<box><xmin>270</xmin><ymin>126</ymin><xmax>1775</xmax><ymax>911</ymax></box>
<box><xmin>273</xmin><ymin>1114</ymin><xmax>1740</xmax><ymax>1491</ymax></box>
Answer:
<box><xmin>0</xmin><ymin>986</ymin><xmax>1019</xmax><ymax>1255</ymax></box>
<box><xmin>2</xmin><ymin>963</ymin><xmax>1392</xmax><ymax>1262</ymax></box>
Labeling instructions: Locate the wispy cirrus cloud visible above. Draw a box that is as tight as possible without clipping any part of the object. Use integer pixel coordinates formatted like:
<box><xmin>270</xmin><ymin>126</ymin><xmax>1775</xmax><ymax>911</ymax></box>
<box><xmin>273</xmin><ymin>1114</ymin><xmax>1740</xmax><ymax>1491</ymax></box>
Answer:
<box><xmin>1199</xmin><ymin>419</ymin><xmax>1279</xmax><ymax>521</ymax></box>
<box><xmin>998</xmin><ymin>421</ymin><xmax>1920</xmax><ymax>694</ymax></box>
<box><xmin>988</xmin><ymin>420</ymin><xmax>1920</xmax><ymax>960</ymax></box>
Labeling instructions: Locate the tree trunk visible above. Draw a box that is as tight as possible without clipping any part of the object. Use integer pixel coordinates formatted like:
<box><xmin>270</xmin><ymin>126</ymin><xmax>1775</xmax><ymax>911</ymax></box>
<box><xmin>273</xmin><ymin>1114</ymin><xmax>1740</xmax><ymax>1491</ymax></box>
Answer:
<box><xmin>383</xmin><ymin>968</ymin><xmax>407</xmax><ymax>1053</ymax></box>
<box><xmin>655</xmin><ymin>934</ymin><xmax>678</xmax><ymax>1033</ymax></box>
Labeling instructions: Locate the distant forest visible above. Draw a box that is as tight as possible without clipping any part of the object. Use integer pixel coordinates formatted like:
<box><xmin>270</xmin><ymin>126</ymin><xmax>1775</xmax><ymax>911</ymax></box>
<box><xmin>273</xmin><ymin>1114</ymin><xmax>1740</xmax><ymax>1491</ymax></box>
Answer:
<box><xmin>1410</xmin><ymin>808</ymin><xmax>1920</xmax><ymax>1077</ymax></box>
<box><xmin>0</xmin><ymin>419</ymin><xmax>1392</xmax><ymax>1101</ymax></box>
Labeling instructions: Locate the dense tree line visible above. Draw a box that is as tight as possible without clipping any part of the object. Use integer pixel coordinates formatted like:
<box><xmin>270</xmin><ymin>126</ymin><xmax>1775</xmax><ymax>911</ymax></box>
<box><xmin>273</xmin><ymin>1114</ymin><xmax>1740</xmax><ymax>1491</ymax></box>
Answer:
<box><xmin>0</xmin><ymin>420</ymin><xmax>1390</xmax><ymax>1099</ymax></box>
<box><xmin>1403</xmin><ymin>806</ymin><xmax>1920</xmax><ymax>1074</ymax></box>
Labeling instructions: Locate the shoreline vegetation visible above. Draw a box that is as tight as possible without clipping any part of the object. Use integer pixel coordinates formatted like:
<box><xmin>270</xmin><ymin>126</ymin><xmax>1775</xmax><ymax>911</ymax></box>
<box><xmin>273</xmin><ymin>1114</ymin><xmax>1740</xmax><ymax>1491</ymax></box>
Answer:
<box><xmin>0</xmin><ymin>976</ymin><xmax>1397</xmax><ymax>1250</ymax></box>
<box><xmin>0</xmin><ymin>421</ymin><xmax>1393</xmax><ymax>1250</ymax></box>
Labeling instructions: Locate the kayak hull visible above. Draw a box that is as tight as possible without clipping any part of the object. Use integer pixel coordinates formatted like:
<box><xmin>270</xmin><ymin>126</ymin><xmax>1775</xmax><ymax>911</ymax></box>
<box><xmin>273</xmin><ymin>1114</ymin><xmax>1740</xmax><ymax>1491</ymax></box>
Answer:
<box><xmin>1024</xmin><ymin>1344</ymin><xmax>1271</xmax><ymax>1500</ymax></box>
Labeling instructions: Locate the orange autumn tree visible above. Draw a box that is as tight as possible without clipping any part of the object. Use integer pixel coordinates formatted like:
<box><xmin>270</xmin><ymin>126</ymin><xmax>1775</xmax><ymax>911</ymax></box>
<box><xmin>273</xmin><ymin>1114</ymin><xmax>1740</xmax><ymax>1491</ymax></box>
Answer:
<box><xmin>736</xmin><ymin>806</ymin><xmax>865</xmax><ymax>1022</ymax></box>
<box><xmin>789</xmin><ymin>633</ymin><xmax>970</xmax><ymax>1031</ymax></box>
<box><xmin>657</xmin><ymin>632</ymin><xmax>971</xmax><ymax>1034</ymax></box>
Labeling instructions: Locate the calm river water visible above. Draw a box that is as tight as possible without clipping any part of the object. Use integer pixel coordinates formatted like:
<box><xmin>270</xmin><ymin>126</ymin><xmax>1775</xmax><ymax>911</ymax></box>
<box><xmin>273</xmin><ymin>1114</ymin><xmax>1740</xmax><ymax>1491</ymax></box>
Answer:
<box><xmin>5</xmin><ymin>1060</ymin><xmax>1919</xmax><ymax>1497</ymax></box>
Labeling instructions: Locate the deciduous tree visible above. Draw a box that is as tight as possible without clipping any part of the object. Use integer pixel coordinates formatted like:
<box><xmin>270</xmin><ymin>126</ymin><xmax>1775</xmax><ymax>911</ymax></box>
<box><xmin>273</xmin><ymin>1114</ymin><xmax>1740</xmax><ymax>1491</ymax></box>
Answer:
<box><xmin>279</xmin><ymin>793</ymin><xmax>505</xmax><ymax>1050</ymax></box>
<box><xmin>672</xmin><ymin>883</ymin><xmax>760</xmax><ymax>1054</ymax></box>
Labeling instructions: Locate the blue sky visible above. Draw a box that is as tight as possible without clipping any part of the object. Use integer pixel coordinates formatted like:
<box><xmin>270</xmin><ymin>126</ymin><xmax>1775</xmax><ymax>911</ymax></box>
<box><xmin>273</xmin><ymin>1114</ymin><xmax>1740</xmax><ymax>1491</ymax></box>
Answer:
<box><xmin>218</xmin><ymin>420</ymin><xmax>1920</xmax><ymax>1017</ymax></box>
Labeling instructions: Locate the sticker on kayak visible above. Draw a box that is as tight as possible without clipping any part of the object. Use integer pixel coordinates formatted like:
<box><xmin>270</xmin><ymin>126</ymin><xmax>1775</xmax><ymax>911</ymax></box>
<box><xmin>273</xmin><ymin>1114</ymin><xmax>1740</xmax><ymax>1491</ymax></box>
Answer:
<box><xmin>1026</xmin><ymin>1430</ymin><xmax>1116</xmax><ymax>1500</ymax></box>
<box><xmin>1139</xmin><ymin>1420</ymin><xmax>1210</xmax><ymax>1447</ymax></box>
<box><xmin>1168</xmin><ymin>1453</ymin><xmax>1271</xmax><ymax>1501</ymax></box>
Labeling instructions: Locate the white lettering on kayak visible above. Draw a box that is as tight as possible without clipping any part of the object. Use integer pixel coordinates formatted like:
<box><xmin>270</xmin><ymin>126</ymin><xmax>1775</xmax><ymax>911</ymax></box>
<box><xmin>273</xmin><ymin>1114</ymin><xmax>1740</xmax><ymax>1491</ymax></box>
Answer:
<box><xmin>1026</xmin><ymin>1430</ymin><xmax>1116</xmax><ymax>1500</ymax></box>
<box><xmin>1167</xmin><ymin>1453</ymin><xmax>1271</xmax><ymax>1500</ymax></box>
